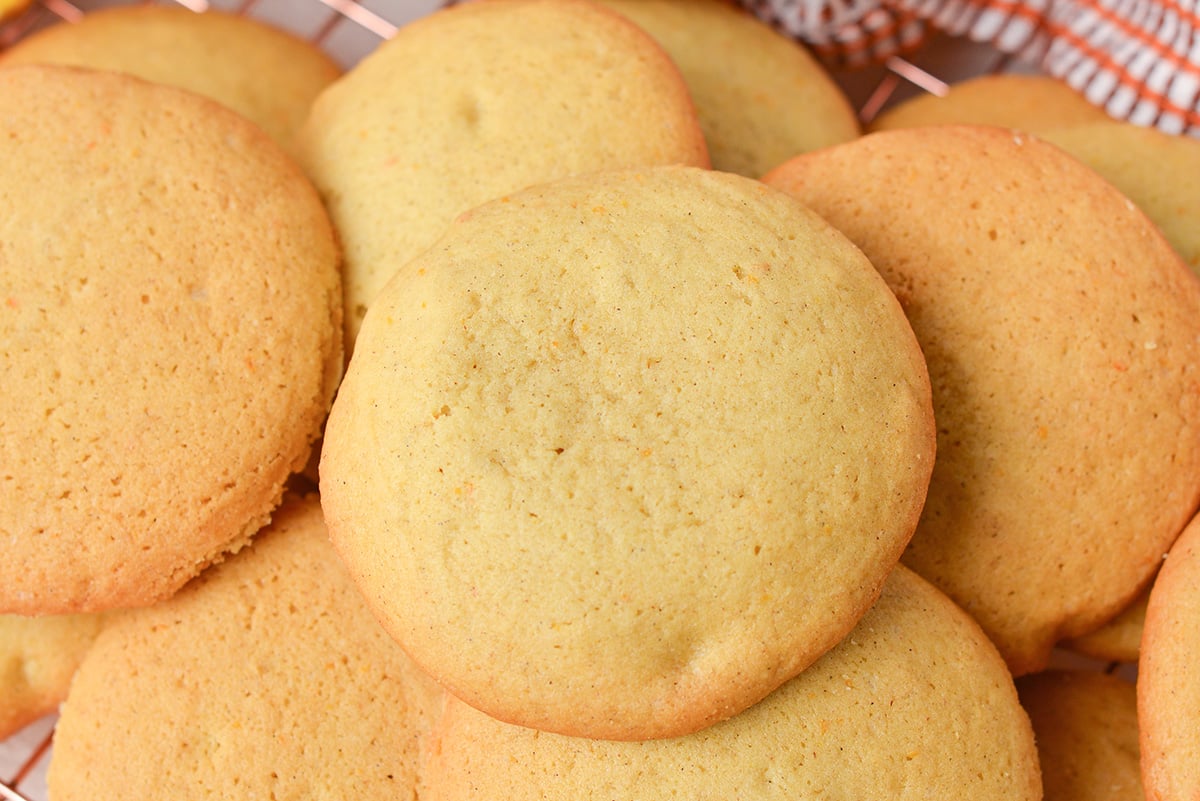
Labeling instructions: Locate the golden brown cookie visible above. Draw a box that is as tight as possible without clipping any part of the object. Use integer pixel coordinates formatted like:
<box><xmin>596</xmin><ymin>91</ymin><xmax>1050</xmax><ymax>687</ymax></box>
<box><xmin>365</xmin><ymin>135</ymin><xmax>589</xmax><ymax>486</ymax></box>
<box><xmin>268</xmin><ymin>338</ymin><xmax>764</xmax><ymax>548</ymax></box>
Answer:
<box><xmin>763</xmin><ymin>125</ymin><xmax>1200</xmax><ymax>676</ymax></box>
<box><xmin>294</xmin><ymin>0</ymin><xmax>709</xmax><ymax>352</ymax></box>
<box><xmin>1139</xmin><ymin>511</ymin><xmax>1200</xmax><ymax>801</ymax></box>
<box><xmin>0</xmin><ymin>612</ymin><xmax>106</xmax><ymax>740</ymax></box>
<box><xmin>0</xmin><ymin>65</ymin><xmax>342</xmax><ymax>615</ymax></box>
<box><xmin>0</xmin><ymin>4</ymin><xmax>341</xmax><ymax>148</ymax></box>
<box><xmin>46</xmin><ymin>494</ymin><xmax>444</xmax><ymax>800</ymax></box>
<box><xmin>1040</xmin><ymin>121</ymin><xmax>1200</xmax><ymax>275</ymax></box>
<box><xmin>1017</xmin><ymin>669</ymin><xmax>1142</xmax><ymax>801</ymax></box>
<box><xmin>598</xmin><ymin>0</ymin><xmax>859</xmax><ymax>176</ymax></box>
<box><xmin>321</xmin><ymin>164</ymin><xmax>936</xmax><ymax>741</ymax></box>
<box><xmin>419</xmin><ymin>566</ymin><xmax>1041</xmax><ymax>801</ymax></box>
<box><xmin>869</xmin><ymin>74</ymin><xmax>1111</xmax><ymax>133</ymax></box>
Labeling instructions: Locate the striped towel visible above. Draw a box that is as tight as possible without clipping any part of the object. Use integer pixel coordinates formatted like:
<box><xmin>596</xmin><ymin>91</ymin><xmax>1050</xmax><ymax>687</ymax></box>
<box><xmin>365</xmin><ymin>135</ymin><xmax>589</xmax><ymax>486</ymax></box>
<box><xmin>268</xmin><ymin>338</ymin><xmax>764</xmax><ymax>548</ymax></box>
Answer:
<box><xmin>741</xmin><ymin>0</ymin><xmax>1200</xmax><ymax>136</ymax></box>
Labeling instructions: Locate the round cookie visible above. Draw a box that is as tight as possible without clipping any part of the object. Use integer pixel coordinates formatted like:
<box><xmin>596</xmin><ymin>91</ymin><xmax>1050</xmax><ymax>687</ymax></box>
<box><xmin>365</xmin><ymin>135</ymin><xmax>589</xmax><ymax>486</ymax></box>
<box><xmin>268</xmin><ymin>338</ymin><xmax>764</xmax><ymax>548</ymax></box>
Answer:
<box><xmin>418</xmin><ymin>565</ymin><xmax>1041</xmax><ymax>801</ymax></box>
<box><xmin>0</xmin><ymin>66</ymin><xmax>343</xmax><ymax>615</ymax></box>
<box><xmin>1040</xmin><ymin>121</ymin><xmax>1200</xmax><ymax>275</ymax></box>
<box><xmin>763</xmin><ymin>125</ymin><xmax>1200</xmax><ymax>676</ymax></box>
<box><xmin>598</xmin><ymin>0</ymin><xmax>860</xmax><ymax>177</ymax></box>
<box><xmin>1139</xmin><ymin>511</ymin><xmax>1200</xmax><ymax>801</ymax></box>
<box><xmin>868</xmin><ymin>74</ymin><xmax>1111</xmax><ymax>133</ymax></box>
<box><xmin>46</xmin><ymin>493</ymin><xmax>445</xmax><ymax>801</ymax></box>
<box><xmin>0</xmin><ymin>612</ymin><xmax>106</xmax><ymax>740</ymax></box>
<box><xmin>1017</xmin><ymin>670</ymin><xmax>1142</xmax><ymax>801</ymax></box>
<box><xmin>0</xmin><ymin>4</ymin><xmax>341</xmax><ymax>148</ymax></box>
<box><xmin>294</xmin><ymin>0</ymin><xmax>709</xmax><ymax>353</ymax></box>
<box><xmin>321</xmin><ymin>165</ymin><xmax>936</xmax><ymax>741</ymax></box>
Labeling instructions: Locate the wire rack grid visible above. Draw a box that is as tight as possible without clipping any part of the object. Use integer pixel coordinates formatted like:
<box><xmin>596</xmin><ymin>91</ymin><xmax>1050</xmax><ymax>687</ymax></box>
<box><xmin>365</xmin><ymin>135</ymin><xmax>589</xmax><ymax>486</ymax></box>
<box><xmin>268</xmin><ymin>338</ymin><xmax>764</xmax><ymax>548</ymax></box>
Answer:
<box><xmin>0</xmin><ymin>0</ymin><xmax>1030</xmax><ymax>798</ymax></box>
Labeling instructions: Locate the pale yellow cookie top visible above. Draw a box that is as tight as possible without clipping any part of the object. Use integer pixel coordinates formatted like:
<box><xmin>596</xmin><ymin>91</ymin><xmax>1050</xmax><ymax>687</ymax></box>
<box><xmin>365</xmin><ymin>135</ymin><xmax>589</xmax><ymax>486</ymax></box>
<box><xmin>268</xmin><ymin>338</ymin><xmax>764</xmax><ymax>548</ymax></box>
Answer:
<box><xmin>0</xmin><ymin>65</ymin><xmax>343</xmax><ymax>615</ymax></box>
<box><xmin>419</xmin><ymin>565</ymin><xmax>1041</xmax><ymax>801</ymax></box>
<box><xmin>1017</xmin><ymin>669</ymin><xmax>1142</xmax><ymax>801</ymax></box>
<box><xmin>47</xmin><ymin>494</ymin><xmax>444</xmax><ymax>801</ymax></box>
<box><xmin>763</xmin><ymin>124</ymin><xmax>1200</xmax><ymax>677</ymax></box>
<box><xmin>598</xmin><ymin>0</ymin><xmax>859</xmax><ymax>177</ymax></box>
<box><xmin>1139</xmin><ymin>511</ymin><xmax>1200</xmax><ymax>801</ymax></box>
<box><xmin>321</xmin><ymin>165</ymin><xmax>936</xmax><ymax>741</ymax></box>
<box><xmin>868</xmin><ymin>74</ymin><xmax>1111</xmax><ymax>133</ymax></box>
<box><xmin>295</xmin><ymin>0</ymin><xmax>710</xmax><ymax>353</ymax></box>
<box><xmin>0</xmin><ymin>612</ymin><xmax>106</xmax><ymax>740</ymax></box>
<box><xmin>0</xmin><ymin>4</ymin><xmax>341</xmax><ymax>148</ymax></box>
<box><xmin>1040</xmin><ymin>121</ymin><xmax>1200</xmax><ymax>275</ymax></box>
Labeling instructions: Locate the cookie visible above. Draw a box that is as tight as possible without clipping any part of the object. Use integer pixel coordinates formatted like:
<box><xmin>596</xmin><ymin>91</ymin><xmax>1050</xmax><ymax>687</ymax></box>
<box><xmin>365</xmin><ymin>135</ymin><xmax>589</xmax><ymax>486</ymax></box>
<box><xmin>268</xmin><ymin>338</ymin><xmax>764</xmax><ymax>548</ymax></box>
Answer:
<box><xmin>869</xmin><ymin>74</ymin><xmax>1111</xmax><ymax>133</ymax></box>
<box><xmin>1040</xmin><ymin>121</ymin><xmax>1200</xmax><ymax>274</ymax></box>
<box><xmin>1139</xmin><ymin>511</ymin><xmax>1200</xmax><ymax>801</ymax></box>
<box><xmin>0</xmin><ymin>612</ymin><xmax>106</xmax><ymax>740</ymax></box>
<box><xmin>598</xmin><ymin>0</ymin><xmax>859</xmax><ymax>176</ymax></box>
<box><xmin>0</xmin><ymin>4</ymin><xmax>341</xmax><ymax>148</ymax></box>
<box><xmin>1016</xmin><ymin>670</ymin><xmax>1142</xmax><ymax>801</ymax></box>
<box><xmin>294</xmin><ymin>0</ymin><xmax>709</xmax><ymax>352</ymax></box>
<box><xmin>1062</xmin><ymin>581</ymin><xmax>1149</xmax><ymax>663</ymax></box>
<box><xmin>320</xmin><ymin>165</ymin><xmax>936</xmax><ymax>741</ymax></box>
<box><xmin>763</xmin><ymin>125</ymin><xmax>1200</xmax><ymax>676</ymax></box>
<box><xmin>46</xmin><ymin>493</ymin><xmax>444</xmax><ymax>800</ymax></box>
<box><xmin>418</xmin><ymin>565</ymin><xmax>1041</xmax><ymax>801</ymax></box>
<box><xmin>0</xmin><ymin>66</ymin><xmax>343</xmax><ymax>615</ymax></box>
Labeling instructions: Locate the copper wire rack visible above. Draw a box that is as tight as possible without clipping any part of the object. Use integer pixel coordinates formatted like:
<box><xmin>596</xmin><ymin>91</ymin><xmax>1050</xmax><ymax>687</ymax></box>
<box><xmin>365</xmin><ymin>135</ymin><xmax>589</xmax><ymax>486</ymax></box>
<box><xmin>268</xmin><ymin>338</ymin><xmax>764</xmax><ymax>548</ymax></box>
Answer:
<box><xmin>0</xmin><ymin>1</ymin><xmax>1036</xmax><ymax>798</ymax></box>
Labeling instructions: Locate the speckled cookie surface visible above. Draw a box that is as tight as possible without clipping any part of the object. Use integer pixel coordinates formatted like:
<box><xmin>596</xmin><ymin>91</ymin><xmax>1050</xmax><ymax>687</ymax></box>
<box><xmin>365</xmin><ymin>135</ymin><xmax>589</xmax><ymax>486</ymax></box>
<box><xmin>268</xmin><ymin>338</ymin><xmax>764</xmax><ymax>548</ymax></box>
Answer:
<box><xmin>1040</xmin><ymin>121</ymin><xmax>1200</xmax><ymax>275</ymax></box>
<box><xmin>598</xmin><ymin>0</ymin><xmax>859</xmax><ymax>176</ymax></box>
<box><xmin>0</xmin><ymin>66</ymin><xmax>343</xmax><ymax>615</ymax></box>
<box><xmin>46</xmin><ymin>494</ymin><xmax>444</xmax><ymax>801</ymax></box>
<box><xmin>868</xmin><ymin>74</ymin><xmax>1111</xmax><ymax>133</ymax></box>
<box><xmin>1139</xmin><ymin>511</ymin><xmax>1200</xmax><ymax>801</ymax></box>
<box><xmin>321</xmin><ymin>165</ymin><xmax>936</xmax><ymax>741</ymax></box>
<box><xmin>763</xmin><ymin>125</ymin><xmax>1200</xmax><ymax>676</ymax></box>
<box><xmin>1017</xmin><ymin>670</ymin><xmax>1142</xmax><ymax>801</ymax></box>
<box><xmin>419</xmin><ymin>565</ymin><xmax>1041</xmax><ymax>801</ymax></box>
<box><xmin>0</xmin><ymin>612</ymin><xmax>106</xmax><ymax>740</ymax></box>
<box><xmin>294</xmin><ymin>0</ymin><xmax>709</xmax><ymax>352</ymax></box>
<box><xmin>0</xmin><ymin>5</ymin><xmax>341</xmax><ymax>148</ymax></box>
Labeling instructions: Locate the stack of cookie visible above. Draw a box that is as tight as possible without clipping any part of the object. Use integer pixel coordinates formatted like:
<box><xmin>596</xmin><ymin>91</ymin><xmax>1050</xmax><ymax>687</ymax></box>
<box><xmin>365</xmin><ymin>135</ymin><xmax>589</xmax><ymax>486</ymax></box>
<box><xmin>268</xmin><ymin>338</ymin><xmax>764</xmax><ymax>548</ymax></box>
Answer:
<box><xmin>764</xmin><ymin>83</ymin><xmax>1200</xmax><ymax>801</ymax></box>
<box><xmin>1</xmin><ymin>2</ymin><xmax>1198</xmax><ymax>800</ymax></box>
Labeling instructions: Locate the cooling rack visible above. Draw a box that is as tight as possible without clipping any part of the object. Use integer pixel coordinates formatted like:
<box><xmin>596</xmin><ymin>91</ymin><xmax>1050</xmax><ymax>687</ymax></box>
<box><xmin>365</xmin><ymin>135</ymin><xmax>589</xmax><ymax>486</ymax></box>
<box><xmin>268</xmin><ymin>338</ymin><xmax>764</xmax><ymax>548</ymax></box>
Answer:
<box><xmin>0</xmin><ymin>1</ymin><xmax>1046</xmax><ymax>798</ymax></box>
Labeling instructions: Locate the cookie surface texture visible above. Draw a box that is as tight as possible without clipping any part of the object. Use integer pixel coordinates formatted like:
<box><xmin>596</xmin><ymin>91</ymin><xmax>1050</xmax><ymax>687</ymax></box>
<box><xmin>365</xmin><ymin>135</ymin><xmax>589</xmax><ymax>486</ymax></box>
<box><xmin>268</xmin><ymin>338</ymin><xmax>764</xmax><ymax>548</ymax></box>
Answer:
<box><xmin>763</xmin><ymin>125</ymin><xmax>1200</xmax><ymax>676</ymax></box>
<box><xmin>320</xmin><ymin>165</ymin><xmax>936</xmax><ymax>741</ymax></box>
<box><xmin>46</xmin><ymin>493</ymin><xmax>444</xmax><ymax>801</ymax></box>
<box><xmin>294</xmin><ymin>0</ymin><xmax>709</xmax><ymax>352</ymax></box>
<box><xmin>0</xmin><ymin>612</ymin><xmax>106</xmax><ymax>740</ymax></box>
<box><xmin>1017</xmin><ymin>669</ymin><xmax>1142</xmax><ymax>801</ymax></box>
<box><xmin>1139</xmin><ymin>511</ymin><xmax>1200</xmax><ymax>801</ymax></box>
<box><xmin>868</xmin><ymin>74</ymin><xmax>1111</xmax><ymax>133</ymax></box>
<box><xmin>1040</xmin><ymin>121</ymin><xmax>1200</xmax><ymax>275</ymax></box>
<box><xmin>0</xmin><ymin>66</ymin><xmax>343</xmax><ymax>614</ymax></box>
<box><xmin>419</xmin><ymin>566</ymin><xmax>1041</xmax><ymax>801</ymax></box>
<box><xmin>0</xmin><ymin>5</ymin><xmax>341</xmax><ymax>148</ymax></box>
<box><xmin>598</xmin><ymin>0</ymin><xmax>859</xmax><ymax>176</ymax></box>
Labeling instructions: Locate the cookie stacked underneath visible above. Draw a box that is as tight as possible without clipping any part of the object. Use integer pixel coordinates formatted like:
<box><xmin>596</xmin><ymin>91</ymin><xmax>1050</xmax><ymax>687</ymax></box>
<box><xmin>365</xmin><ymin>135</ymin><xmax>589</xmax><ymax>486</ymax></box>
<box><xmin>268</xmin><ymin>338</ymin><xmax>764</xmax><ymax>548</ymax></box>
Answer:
<box><xmin>763</xmin><ymin>125</ymin><xmax>1200</xmax><ymax>678</ymax></box>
